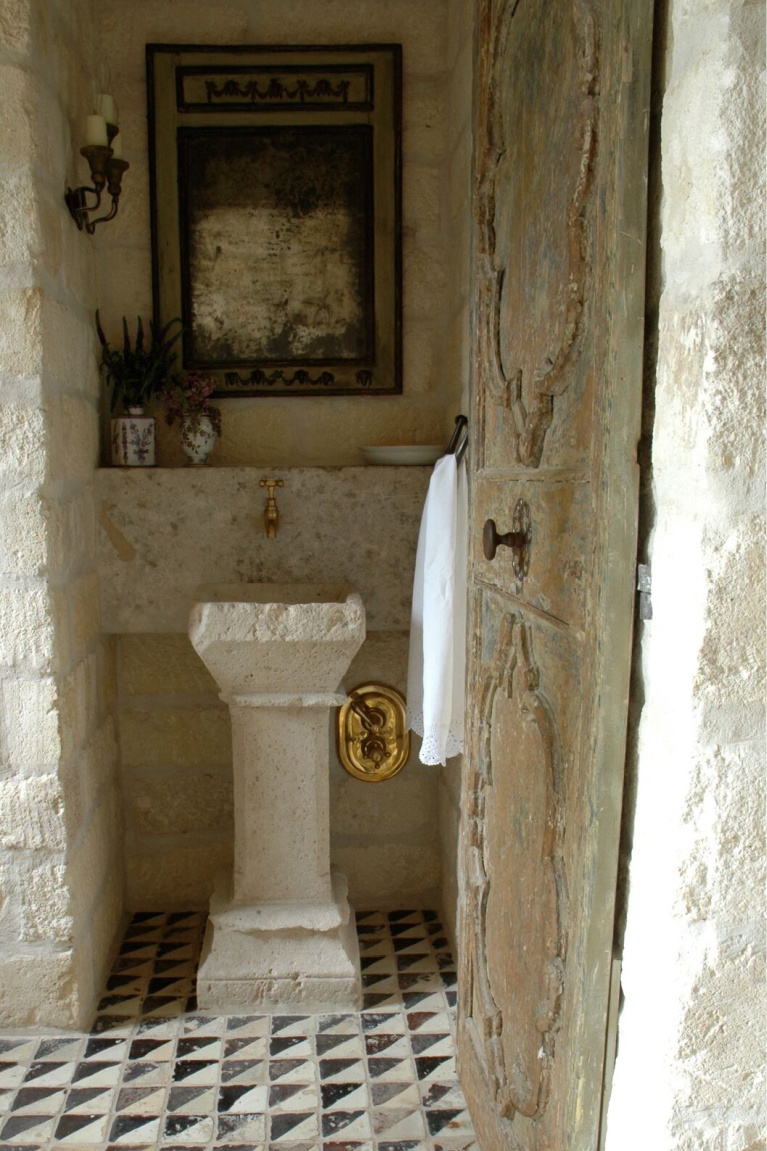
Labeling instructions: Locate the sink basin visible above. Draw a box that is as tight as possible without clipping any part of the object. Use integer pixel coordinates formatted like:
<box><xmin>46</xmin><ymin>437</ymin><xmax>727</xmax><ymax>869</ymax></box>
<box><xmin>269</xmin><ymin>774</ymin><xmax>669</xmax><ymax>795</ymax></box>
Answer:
<box><xmin>189</xmin><ymin>583</ymin><xmax>365</xmax><ymax>697</ymax></box>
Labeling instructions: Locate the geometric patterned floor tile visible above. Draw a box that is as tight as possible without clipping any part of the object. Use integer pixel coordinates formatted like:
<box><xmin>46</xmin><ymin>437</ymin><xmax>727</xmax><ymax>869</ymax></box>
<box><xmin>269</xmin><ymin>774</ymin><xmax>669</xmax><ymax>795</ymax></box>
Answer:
<box><xmin>0</xmin><ymin>909</ymin><xmax>476</xmax><ymax>1151</ymax></box>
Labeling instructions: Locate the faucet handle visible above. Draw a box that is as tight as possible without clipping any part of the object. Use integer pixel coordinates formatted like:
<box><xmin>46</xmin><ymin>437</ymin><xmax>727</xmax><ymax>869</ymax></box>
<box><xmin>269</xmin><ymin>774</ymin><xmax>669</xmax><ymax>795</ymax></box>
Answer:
<box><xmin>259</xmin><ymin>477</ymin><xmax>284</xmax><ymax>496</ymax></box>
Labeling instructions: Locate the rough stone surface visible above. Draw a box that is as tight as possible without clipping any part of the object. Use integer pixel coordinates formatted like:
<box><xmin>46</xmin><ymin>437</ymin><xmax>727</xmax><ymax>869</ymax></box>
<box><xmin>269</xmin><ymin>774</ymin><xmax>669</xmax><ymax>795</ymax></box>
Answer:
<box><xmin>96</xmin><ymin>468</ymin><xmax>429</xmax><ymax>633</ymax></box>
<box><xmin>606</xmin><ymin>2</ymin><xmax>766</xmax><ymax>1147</ymax></box>
<box><xmin>126</xmin><ymin>841</ymin><xmax>233</xmax><ymax>910</ymax></box>
<box><xmin>190</xmin><ymin>589</ymin><xmax>364</xmax><ymax>1009</ymax></box>
<box><xmin>129</xmin><ymin>773</ymin><xmax>233</xmax><ymax>835</ymax></box>
<box><xmin>121</xmin><ymin>634</ymin><xmax>218</xmax><ymax>696</ymax></box>
<box><xmin>332</xmin><ymin>843</ymin><xmax>441</xmax><ymax>908</ymax></box>
<box><xmin>120</xmin><ymin>706</ymin><xmax>231</xmax><ymax>770</ymax></box>
<box><xmin>0</xmin><ymin>0</ymin><xmax>126</xmax><ymax>1027</ymax></box>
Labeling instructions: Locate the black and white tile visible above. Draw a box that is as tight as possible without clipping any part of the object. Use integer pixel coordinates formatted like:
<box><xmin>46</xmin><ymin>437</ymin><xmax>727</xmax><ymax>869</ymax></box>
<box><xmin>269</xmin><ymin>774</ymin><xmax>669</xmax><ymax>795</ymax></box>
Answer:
<box><xmin>0</xmin><ymin>909</ymin><xmax>476</xmax><ymax>1151</ymax></box>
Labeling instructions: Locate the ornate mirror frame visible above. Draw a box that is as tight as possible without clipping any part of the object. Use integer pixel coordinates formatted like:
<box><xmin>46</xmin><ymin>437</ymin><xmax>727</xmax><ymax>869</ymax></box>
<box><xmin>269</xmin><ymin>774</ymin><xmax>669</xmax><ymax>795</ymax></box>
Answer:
<box><xmin>147</xmin><ymin>43</ymin><xmax>402</xmax><ymax>397</ymax></box>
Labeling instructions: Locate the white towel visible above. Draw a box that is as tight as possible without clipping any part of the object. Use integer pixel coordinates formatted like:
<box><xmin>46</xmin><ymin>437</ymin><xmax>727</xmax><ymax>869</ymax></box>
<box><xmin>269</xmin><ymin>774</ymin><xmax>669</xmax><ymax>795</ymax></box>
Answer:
<box><xmin>406</xmin><ymin>454</ymin><xmax>468</xmax><ymax>766</ymax></box>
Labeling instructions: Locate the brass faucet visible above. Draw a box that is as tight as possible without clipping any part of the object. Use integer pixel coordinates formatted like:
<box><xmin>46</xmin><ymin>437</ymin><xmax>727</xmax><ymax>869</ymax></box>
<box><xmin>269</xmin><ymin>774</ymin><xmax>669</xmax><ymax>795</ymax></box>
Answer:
<box><xmin>259</xmin><ymin>478</ymin><xmax>284</xmax><ymax>538</ymax></box>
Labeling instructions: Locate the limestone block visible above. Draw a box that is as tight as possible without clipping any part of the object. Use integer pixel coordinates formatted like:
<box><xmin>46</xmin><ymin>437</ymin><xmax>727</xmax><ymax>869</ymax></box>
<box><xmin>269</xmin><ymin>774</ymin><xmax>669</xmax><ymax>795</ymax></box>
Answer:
<box><xmin>403</xmin><ymin>165</ymin><xmax>443</xmax><ymax>239</ymax></box>
<box><xmin>58</xmin><ymin>654</ymin><xmax>99</xmax><ymax>762</ymax></box>
<box><xmin>68</xmin><ymin>570</ymin><xmax>101</xmax><ymax>658</ymax></box>
<box><xmin>679</xmin><ymin>743</ymin><xmax>765</xmax><ymax>923</ymax></box>
<box><xmin>121</xmin><ymin>634</ymin><xmax>218</xmax><ymax>696</ymax></box>
<box><xmin>0</xmin><ymin>168</ymin><xmax>44</xmax><ymax>267</ymax></box>
<box><xmin>343</xmin><ymin>629</ymin><xmax>410</xmax><ymax>692</ymax></box>
<box><xmin>93</xmin><ymin>245</ymin><xmax>153</xmax><ymax>335</ymax></box>
<box><xmin>79</xmin><ymin>720</ymin><xmax>118</xmax><ymax>814</ymax></box>
<box><xmin>332</xmin><ymin>843</ymin><xmax>441</xmax><ymax>907</ymax></box>
<box><xmin>40</xmin><ymin>299</ymin><xmax>96</xmax><ymax>394</ymax></box>
<box><xmin>98</xmin><ymin>636</ymin><xmax>118</xmax><ymax>713</ymax></box>
<box><xmin>101</xmin><ymin>1</ymin><xmax>248</xmax><ymax>80</ymax></box>
<box><xmin>403</xmin><ymin>77</ymin><xmax>449</xmax><ymax>161</ymax></box>
<box><xmin>66</xmin><ymin>786</ymin><xmax>123</xmax><ymax>934</ymax></box>
<box><xmin>51</xmin><ymin>394</ymin><xmax>99</xmax><ymax>484</ymax></box>
<box><xmin>403</xmin><ymin>322</ymin><xmax>439</xmax><ymax>394</ymax></box>
<box><xmin>86</xmin><ymin>868</ymin><xmax>126</xmax><ymax>988</ymax></box>
<box><xmin>129</xmin><ymin>772</ymin><xmax>233</xmax><ymax>834</ymax></box>
<box><xmin>59</xmin><ymin>757</ymin><xmax>84</xmax><ymax>846</ymax></box>
<box><xmin>104</xmin><ymin>159</ymin><xmax>151</xmax><ymax>245</ymax></box>
<box><xmin>0</xmin><ymin>950</ymin><xmax>84</xmax><ymax>1029</ymax></box>
<box><xmin>47</xmin><ymin>488</ymin><xmax>97</xmax><ymax>582</ymax></box>
<box><xmin>120</xmin><ymin>706</ymin><xmax>231</xmax><ymax>769</ymax></box>
<box><xmin>677</xmin><ymin>936</ymin><xmax>766</xmax><ymax>1116</ymax></box>
<box><xmin>17</xmin><ymin>860</ymin><xmax>73</xmax><ymax>944</ymax></box>
<box><xmin>0</xmin><ymin>65</ymin><xmax>68</xmax><ymax>180</ymax></box>
<box><xmin>0</xmin><ymin>0</ymin><xmax>34</xmax><ymax>51</ymax></box>
<box><xmin>449</xmin><ymin>129</ymin><xmax>472</xmax><ymax>227</ymax></box>
<box><xmin>403</xmin><ymin>243</ymin><xmax>449</xmax><ymax>320</ymax></box>
<box><xmin>243</xmin><ymin>0</ymin><xmax>447</xmax><ymax>75</ymax></box>
<box><xmin>60</xmin><ymin>209</ymin><xmax>97</xmax><ymax>303</ymax></box>
<box><xmin>294</xmin><ymin>402</ymin><xmax>445</xmax><ymax>466</ymax></box>
<box><xmin>0</xmin><ymin>774</ymin><xmax>66</xmax><ymax>851</ymax></box>
<box><xmin>0</xmin><ymin>491</ymin><xmax>47</xmax><ymax>576</ymax></box>
<box><xmin>448</xmin><ymin>40</ymin><xmax>473</xmax><ymax>135</ymax></box>
<box><xmin>330</xmin><ymin>770</ymin><xmax>438</xmax><ymax>842</ymax></box>
<box><xmin>125</xmin><ymin>839</ymin><xmax>233</xmax><ymax>909</ymax></box>
<box><xmin>448</xmin><ymin>0</ymin><xmax>474</xmax><ymax>66</ymax></box>
<box><xmin>96</xmin><ymin>468</ymin><xmax>430</xmax><ymax>633</ymax></box>
<box><xmin>0</xmin><ymin>584</ymin><xmax>55</xmax><ymax>672</ymax></box>
<box><xmin>0</xmin><ymin>675</ymin><xmax>60</xmax><ymax>770</ymax></box>
<box><xmin>0</xmin><ymin>288</ymin><xmax>42</xmax><ymax>379</ymax></box>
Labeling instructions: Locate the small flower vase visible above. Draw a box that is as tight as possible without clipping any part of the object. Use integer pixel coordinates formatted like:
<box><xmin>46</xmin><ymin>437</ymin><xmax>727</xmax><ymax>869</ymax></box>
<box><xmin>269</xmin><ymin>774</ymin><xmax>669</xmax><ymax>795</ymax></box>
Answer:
<box><xmin>110</xmin><ymin>407</ymin><xmax>156</xmax><ymax>467</ymax></box>
<box><xmin>181</xmin><ymin>416</ymin><xmax>216</xmax><ymax>465</ymax></box>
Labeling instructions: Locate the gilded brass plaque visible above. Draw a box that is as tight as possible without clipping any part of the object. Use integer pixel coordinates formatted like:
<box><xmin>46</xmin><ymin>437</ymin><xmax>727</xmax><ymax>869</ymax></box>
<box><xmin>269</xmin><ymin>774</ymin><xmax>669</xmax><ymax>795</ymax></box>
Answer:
<box><xmin>337</xmin><ymin>683</ymin><xmax>410</xmax><ymax>782</ymax></box>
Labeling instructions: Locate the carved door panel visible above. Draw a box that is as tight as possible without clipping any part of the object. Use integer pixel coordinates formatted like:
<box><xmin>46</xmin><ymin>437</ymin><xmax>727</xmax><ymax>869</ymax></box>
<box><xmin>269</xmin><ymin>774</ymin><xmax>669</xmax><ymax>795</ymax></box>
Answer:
<box><xmin>457</xmin><ymin>1</ymin><xmax>653</xmax><ymax>1148</ymax></box>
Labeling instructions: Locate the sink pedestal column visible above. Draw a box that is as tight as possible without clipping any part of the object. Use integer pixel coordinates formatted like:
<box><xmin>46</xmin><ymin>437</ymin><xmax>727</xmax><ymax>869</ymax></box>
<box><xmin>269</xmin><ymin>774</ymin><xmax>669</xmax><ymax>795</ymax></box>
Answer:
<box><xmin>189</xmin><ymin>586</ymin><xmax>365</xmax><ymax>1012</ymax></box>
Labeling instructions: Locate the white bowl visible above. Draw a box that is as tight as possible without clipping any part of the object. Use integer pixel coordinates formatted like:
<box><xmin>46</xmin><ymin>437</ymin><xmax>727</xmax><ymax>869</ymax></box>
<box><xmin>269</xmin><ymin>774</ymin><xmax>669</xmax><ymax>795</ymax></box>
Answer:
<box><xmin>362</xmin><ymin>444</ymin><xmax>443</xmax><ymax>466</ymax></box>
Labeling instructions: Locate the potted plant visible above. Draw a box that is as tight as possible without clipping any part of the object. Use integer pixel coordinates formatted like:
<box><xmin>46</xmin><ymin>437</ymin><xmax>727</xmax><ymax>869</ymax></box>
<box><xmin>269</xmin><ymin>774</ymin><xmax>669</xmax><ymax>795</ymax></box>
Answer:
<box><xmin>161</xmin><ymin>371</ymin><xmax>222</xmax><ymax>465</ymax></box>
<box><xmin>96</xmin><ymin>311</ymin><xmax>183</xmax><ymax>466</ymax></box>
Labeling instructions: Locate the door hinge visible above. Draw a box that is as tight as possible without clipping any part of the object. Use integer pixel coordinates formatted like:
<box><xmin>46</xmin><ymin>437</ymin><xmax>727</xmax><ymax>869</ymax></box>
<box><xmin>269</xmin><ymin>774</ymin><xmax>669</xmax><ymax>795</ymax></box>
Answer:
<box><xmin>636</xmin><ymin>563</ymin><xmax>652</xmax><ymax>620</ymax></box>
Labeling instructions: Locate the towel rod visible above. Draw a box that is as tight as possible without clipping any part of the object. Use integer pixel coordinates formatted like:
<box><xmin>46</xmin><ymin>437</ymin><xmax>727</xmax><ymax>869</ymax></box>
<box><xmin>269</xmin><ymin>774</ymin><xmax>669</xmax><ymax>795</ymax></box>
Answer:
<box><xmin>446</xmin><ymin>414</ymin><xmax>468</xmax><ymax>455</ymax></box>
<box><xmin>455</xmin><ymin>430</ymin><xmax>469</xmax><ymax>464</ymax></box>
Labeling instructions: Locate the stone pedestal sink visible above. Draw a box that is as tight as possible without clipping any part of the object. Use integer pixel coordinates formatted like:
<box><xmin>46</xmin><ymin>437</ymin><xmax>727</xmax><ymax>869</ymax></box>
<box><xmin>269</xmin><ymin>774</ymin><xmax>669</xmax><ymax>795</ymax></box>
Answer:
<box><xmin>189</xmin><ymin>583</ymin><xmax>365</xmax><ymax>1011</ymax></box>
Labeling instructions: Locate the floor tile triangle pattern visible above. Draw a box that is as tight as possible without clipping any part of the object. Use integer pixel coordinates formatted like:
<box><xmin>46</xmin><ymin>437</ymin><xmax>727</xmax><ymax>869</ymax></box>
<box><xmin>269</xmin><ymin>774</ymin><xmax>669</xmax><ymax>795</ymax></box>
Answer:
<box><xmin>0</xmin><ymin>909</ymin><xmax>477</xmax><ymax>1150</ymax></box>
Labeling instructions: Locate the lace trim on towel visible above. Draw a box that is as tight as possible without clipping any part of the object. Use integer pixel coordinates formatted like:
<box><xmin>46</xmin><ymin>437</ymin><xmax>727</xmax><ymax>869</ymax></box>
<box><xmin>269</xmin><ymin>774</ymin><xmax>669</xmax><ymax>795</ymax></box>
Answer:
<box><xmin>408</xmin><ymin>709</ymin><xmax>464</xmax><ymax>767</ymax></box>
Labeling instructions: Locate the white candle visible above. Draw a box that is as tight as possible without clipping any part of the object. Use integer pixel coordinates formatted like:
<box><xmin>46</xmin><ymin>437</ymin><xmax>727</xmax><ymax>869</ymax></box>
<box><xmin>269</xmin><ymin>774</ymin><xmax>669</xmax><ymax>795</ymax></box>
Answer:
<box><xmin>110</xmin><ymin>131</ymin><xmax>123</xmax><ymax>158</ymax></box>
<box><xmin>96</xmin><ymin>94</ymin><xmax>116</xmax><ymax>124</ymax></box>
<box><xmin>84</xmin><ymin>114</ymin><xmax>108</xmax><ymax>147</ymax></box>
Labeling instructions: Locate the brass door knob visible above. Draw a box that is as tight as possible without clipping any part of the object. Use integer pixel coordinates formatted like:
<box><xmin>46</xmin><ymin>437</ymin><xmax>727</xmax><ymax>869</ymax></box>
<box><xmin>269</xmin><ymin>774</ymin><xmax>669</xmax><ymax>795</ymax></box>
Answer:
<box><xmin>482</xmin><ymin>500</ymin><xmax>532</xmax><ymax>579</ymax></box>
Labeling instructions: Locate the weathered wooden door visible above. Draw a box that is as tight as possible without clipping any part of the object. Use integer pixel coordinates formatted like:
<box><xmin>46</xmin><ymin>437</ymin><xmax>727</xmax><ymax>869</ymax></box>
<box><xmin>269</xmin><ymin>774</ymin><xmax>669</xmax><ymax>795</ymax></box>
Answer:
<box><xmin>457</xmin><ymin>1</ymin><xmax>653</xmax><ymax>1148</ymax></box>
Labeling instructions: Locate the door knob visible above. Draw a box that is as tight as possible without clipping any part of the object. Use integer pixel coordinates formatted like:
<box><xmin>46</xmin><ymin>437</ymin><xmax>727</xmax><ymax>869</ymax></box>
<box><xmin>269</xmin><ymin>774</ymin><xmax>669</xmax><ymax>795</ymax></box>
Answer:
<box><xmin>482</xmin><ymin>500</ymin><xmax>531</xmax><ymax>579</ymax></box>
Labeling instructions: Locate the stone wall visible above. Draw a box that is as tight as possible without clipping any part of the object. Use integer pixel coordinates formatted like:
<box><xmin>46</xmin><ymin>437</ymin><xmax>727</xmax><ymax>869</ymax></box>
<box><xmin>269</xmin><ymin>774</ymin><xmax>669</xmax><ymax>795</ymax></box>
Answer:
<box><xmin>96</xmin><ymin>0</ymin><xmax>456</xmax><ymax>467</ymax></box>
<box><xmin>606</xmin><ymin>1</ymin><xmax>766</xmax><ymax>1147</ymax></box>
<box><xmin>0</xmin><ymin>0</ymin><xmax>125</xmax><ymax>1027</ymax></box>
<box><xmin>95</xmin><ymin>467</ymin><xmax>441</xmax><ymax>910</ymax></box>
<box><xmin>437</xmin><ymin>0</ymin><xmax>474</xmax><ymax>953</ymax></box>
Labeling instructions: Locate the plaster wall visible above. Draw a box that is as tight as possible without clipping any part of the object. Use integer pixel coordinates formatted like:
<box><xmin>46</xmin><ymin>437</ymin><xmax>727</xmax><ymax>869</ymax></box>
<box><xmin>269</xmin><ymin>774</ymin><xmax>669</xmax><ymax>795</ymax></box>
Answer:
<box><xmin>95</xmin><ymin>0</ymin><xmax>460</xmax><ymax>467</ymax></box>
<box><xmin>95</xmin><ymin>467</ymin><xmax>440</xmax><ymax>909</ymax></box>
<box><xmin>606</xmin><ymin>1</ymin><xmax>766</xmax><ymax>1147</ymax></box>
<box><xmin>0</xmin><ymin>0</ymin><xmax>125</xmax><ymax>1027</ymax></box>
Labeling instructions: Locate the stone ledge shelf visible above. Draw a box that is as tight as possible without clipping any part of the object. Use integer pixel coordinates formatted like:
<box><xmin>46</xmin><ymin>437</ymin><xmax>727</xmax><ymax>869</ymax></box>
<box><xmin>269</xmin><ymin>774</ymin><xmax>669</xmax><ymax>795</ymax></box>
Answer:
<box><xmin>96</xmin><ymin>467</ymin><xmax>430</xmax><ymax>634</ymax></box>
<box><xmin>190</xmin><ymin>583</ymin><xmax>366</xmax><ymax>1012</ymax></box>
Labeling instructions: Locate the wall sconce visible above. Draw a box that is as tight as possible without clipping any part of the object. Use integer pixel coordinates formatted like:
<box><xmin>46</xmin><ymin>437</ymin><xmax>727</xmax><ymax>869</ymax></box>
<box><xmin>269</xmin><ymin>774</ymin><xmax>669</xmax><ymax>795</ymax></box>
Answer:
<box><xmin>65</xmin><ymin>94</ymin><xmax>129</xmax><ymax>234</ymax></box>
